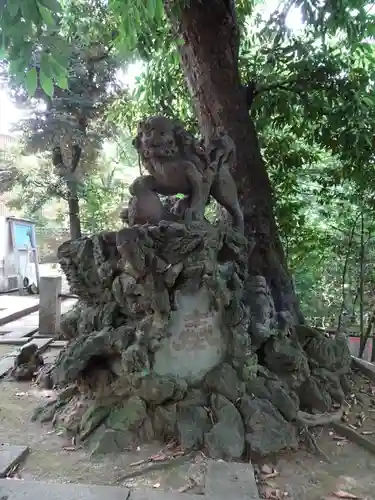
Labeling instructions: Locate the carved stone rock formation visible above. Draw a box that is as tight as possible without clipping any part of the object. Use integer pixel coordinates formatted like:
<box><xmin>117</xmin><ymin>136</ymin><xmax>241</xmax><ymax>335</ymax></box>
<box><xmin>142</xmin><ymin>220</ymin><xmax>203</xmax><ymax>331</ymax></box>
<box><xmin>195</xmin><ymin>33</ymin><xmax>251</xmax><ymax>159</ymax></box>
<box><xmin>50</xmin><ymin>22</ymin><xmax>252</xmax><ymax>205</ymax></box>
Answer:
<box><xmin>33</xmin><ymin>218</ymin><xmax>352</xmax><ymax>459</ymax></box>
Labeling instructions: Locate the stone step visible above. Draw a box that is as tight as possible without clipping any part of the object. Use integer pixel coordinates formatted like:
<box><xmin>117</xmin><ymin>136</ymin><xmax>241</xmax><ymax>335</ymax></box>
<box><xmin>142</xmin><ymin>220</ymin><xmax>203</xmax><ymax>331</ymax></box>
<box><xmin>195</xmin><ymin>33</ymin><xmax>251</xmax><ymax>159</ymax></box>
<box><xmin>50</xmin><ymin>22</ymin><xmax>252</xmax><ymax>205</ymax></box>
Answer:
<box><xmin>0</xmin><ymin>298</ymin><xmax>76</xmax><ymax>340</ymax></box>
<box><xmin>0</xmin><ymin>444</ymin><xmax>29</xmax><ymax>478</ymax></box>
<box><xmin>131</xmin><ymin>491</ymin><xmax>203</xmax><ymax>500</ymax></box>
<box><xmin>0</xmin><ymin>481</ymin><xmax>205</xmax><ymax>500</ymax></box>
<box><xmin>0</xmin><ymin>296</ymin><xmax>39</xmax><ymax>328</ymax></box>
<box><xmin>0</xmin><ymin>479</ymin><xmax>130</xmax><ymax>500</ymax></box>
<box><xmin>204</xmin><ymin>459</ymin><xmax>260</xmax><ymax>500</ymax></box>
<box><xmin>0</xmin><ymin>460</ymin><xmax>260</xmax><ymax>499</ymax></box>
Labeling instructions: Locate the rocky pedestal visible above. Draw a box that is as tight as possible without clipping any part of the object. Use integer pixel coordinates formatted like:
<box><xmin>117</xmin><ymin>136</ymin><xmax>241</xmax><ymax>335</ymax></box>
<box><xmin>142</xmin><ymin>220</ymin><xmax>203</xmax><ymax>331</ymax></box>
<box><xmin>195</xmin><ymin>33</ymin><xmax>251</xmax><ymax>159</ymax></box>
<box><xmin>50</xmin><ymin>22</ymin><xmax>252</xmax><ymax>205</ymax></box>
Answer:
<box><xmin>33</xmin><ymin>220</ymin><xmax>352</xmax><ymax>459</ymax></box>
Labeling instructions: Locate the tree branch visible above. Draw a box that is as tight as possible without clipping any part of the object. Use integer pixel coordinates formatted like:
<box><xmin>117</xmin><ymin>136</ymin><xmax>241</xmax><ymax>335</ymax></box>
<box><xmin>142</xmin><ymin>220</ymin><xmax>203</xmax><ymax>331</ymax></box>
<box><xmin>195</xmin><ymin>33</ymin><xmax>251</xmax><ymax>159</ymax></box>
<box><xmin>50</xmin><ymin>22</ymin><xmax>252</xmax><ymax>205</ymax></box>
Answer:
<box><xmin>71</xmin><ymin>145</ymin><xmax>82</xmax><ymax>172</ymax></box>
<box><xmin>252</xmin><ymin>70</ymin><xmax>347</xmax><ymax>99</ymax></box>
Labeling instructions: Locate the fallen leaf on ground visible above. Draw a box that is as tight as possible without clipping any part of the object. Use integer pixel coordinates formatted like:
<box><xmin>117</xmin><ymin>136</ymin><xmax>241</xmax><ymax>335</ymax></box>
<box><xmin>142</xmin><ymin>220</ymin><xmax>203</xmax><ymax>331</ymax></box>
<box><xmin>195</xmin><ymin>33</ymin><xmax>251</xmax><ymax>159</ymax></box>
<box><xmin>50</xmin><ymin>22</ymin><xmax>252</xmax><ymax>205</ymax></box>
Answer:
<box><xmin>130</xmin><ymin>449</ymin><xmax>185</xmax><ymax>467</ymax></box>
<box><xmin>259</xmin><ymin>464</ymin><xmax>279</xmax><ymax>480</ymax></box>
<box><xmin>262</xmin><ymin>471</ymin><xmax>280</xmax><ymax>480</ymax></box>
<box><xmin>332</xmin><ymin>434</ymin><xmax>347</xmax><ymax>441</ymax></box>
<box><xmin>260</xmin><ymin>464</ymin><xmax>273</xmax><ymax>474</ymax></box>
<box><xmin>177</xmin><ymin>480</ymin><xmax>194</xmax><ymax>492</ymax></box>
<box><xmin>336</xmin><ymin>440</ymin><xmax>348</xmax><ymax>446</ymax></box>
<box><xmin>150</xmin><ymin>453</ymin><xmax>169</xmax><ymax>461</ymax></box>
<box><xmin>263</xmin><ymin>481</ymin><xmax>278</xmax><ymax>488</ymax></box>
<box><xmin>332</xmin><ymin>491</ymin><xmax>360</xmax><ymax>499</ymax></box>
<box><xmin>129</xmin><ymin>459</ymin><xmax>146</xmax><ymax>467</ymax></box>
<box><xmin>262</xmin><ymin>487</ymin><xmax>283</xmax><ymax>499</ymax></box>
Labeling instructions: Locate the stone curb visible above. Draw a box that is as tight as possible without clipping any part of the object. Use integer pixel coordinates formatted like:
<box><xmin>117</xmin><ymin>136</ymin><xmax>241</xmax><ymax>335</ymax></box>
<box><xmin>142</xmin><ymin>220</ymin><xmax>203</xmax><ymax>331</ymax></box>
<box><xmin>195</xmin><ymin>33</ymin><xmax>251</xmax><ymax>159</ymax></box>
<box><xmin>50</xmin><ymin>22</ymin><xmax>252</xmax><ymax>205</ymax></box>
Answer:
<box><xmin>0</xmin><ymin>459</ymin><xmax>260</xmax><ymax>500</ymax></box>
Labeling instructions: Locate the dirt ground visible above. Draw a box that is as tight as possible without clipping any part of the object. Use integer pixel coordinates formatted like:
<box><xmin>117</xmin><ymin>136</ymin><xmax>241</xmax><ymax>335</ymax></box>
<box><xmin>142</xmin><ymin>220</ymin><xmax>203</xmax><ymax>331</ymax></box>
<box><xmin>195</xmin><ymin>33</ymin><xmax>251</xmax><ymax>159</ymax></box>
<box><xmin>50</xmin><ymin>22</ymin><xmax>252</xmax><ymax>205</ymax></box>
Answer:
<box><xmin>1</xmin><ymin>352</ymin><xmax>375</xmax><ymax>500</ymax></box>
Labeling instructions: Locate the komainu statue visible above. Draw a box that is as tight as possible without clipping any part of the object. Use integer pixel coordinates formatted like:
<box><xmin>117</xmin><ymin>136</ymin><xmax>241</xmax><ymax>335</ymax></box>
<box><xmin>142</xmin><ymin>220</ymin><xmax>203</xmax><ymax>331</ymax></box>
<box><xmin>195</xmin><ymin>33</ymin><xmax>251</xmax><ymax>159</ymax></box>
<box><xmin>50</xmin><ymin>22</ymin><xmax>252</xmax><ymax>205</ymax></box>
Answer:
<box><xmin>125</xmin><ymin>115</ymin><xmax>244</xmax><ymax>233</ymax></box>
<box><xmin>32</xmin><ymin>115</ymin><xmax>352</xmax><ymax>461</ymax></box>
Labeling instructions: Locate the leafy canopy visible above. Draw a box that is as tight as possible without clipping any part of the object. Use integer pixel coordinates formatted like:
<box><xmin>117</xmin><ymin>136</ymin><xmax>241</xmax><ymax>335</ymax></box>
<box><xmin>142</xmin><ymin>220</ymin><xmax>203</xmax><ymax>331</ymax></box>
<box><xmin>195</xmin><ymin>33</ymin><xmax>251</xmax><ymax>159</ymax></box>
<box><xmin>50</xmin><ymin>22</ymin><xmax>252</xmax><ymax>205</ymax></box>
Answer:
<box><xmin>1</xmin><ymin>0</ymin><xmax>374</xmax><ymax>95</ymax></box>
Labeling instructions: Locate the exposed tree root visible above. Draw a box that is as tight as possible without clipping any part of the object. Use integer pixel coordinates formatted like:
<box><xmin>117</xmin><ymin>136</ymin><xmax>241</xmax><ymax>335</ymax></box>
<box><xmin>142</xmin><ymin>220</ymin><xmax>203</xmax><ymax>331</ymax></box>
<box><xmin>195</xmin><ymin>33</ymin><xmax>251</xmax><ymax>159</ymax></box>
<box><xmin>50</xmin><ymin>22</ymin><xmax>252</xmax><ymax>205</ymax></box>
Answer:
<box><xmin>296</xmin><ymin>407</ymin><xmax>344</xmax><ymax>427</ymax></box>
<box><xmin>332</xmin><ymin>422</ymin><xmax>375</xmax><ymax>456</ymax></box>
<box><xmin>295</xmin><ymin>408</ymin><xmax>344</xmax><ymax>462</ymax></box>
<box><xmin>115</xmin><ymin>453</ymin><xmax>192</xmax><ymax>483</ymax></box>
<box><xmin>299</xmin><ymin>425</ymin><xmax>331</xmax><ymax>463</ymax></box>
<box><xmin>296</xmin><ymin>405</ymin><xmax>375</xmax><ymax>458</ymax></box>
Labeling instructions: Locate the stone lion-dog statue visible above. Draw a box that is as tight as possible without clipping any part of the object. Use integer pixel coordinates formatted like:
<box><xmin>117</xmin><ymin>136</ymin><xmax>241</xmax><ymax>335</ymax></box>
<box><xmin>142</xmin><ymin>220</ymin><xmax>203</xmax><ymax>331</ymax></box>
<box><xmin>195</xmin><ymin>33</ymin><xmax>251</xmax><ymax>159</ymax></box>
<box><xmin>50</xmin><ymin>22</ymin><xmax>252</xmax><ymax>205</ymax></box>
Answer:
<box><xmin>128</xmin><ymin>115</ymin><xmax>244</xmax><ymax>233</ymax></box>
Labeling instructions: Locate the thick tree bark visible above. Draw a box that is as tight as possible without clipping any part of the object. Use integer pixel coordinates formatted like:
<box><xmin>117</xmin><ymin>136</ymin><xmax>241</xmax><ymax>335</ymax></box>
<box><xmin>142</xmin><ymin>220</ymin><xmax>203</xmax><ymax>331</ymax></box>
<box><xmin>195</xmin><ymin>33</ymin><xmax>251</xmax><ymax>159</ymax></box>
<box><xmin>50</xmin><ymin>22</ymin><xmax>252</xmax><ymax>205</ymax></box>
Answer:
<box><xmin>165</xmin><ymin>0</ymin><xmax>303</xmax><ymax>322</ymax></box>
<box><xmin>67</xmin><ymin>187</ymin><xmax>82</xmax><ymax>240</ymax></box>
<box><xmin>52</xmin><ymin>146</ymin><xmax>82</xmax><ymax>240</ymax></box>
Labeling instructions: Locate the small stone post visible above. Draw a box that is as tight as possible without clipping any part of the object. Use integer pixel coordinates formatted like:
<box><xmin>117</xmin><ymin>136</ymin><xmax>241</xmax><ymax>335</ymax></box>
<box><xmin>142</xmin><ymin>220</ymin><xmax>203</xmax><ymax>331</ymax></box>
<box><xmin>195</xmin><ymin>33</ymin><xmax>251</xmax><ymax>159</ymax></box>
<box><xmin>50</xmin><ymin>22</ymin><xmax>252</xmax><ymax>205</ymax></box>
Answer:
<box><xmin>39</xmin><ymin>276</ymin><xmax>62</xmax><ymax>336</ymax></box>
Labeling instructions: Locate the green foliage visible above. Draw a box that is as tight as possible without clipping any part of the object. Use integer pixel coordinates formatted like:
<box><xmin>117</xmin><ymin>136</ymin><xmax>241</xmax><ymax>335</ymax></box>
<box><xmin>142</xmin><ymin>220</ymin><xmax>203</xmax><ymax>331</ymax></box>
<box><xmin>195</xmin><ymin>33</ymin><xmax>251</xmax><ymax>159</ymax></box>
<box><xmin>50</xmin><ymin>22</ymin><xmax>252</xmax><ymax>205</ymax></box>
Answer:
<box><xmin>8</xmin><ymin>149</ymin><xmax>136</xmax><ymax>234</ymax></box>
<box><xmin>0</xmin><ymin>137</ymin><xmax>21</xmax><ymax>194</ymax></box>
<box><xmin>79</xmin><ymin>166</ymin><xmax>129</xmax><ymax>233</ymax></box>
<box><xmin>2</xmin><ymin>0</ymin><xmax>125</xmax><ymax>239</ymax></box>
<box><xmin>1</xmin><ymin>0</ymin><xmax>70</xmax><ymax>95</ymax></box>
<box><xmin>7</xmin><ymin>153</ymin><xmax>66</xmax><ymax>215</ymax></box>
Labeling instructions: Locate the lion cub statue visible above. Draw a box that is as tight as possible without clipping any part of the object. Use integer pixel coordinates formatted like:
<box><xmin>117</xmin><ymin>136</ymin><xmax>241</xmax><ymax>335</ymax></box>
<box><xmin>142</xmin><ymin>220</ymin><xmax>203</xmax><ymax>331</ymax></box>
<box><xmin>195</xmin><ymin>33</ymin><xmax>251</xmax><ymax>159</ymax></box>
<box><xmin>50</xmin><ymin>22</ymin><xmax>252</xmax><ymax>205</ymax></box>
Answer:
<box><xmin>128</xmin><ymin>115</ymin><xmax>244</xmax><ymax>233</ymax></box>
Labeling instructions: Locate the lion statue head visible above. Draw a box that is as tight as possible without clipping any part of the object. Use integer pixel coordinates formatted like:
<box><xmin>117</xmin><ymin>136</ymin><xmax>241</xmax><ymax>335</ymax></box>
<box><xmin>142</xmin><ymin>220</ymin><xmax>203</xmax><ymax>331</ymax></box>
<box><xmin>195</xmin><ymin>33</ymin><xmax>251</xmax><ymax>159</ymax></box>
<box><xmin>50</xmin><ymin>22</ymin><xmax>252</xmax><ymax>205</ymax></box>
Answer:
<box><xmin>132</xmin><ymin>115</ymin><xmax>201</xmax><ymax>160</ymax></box>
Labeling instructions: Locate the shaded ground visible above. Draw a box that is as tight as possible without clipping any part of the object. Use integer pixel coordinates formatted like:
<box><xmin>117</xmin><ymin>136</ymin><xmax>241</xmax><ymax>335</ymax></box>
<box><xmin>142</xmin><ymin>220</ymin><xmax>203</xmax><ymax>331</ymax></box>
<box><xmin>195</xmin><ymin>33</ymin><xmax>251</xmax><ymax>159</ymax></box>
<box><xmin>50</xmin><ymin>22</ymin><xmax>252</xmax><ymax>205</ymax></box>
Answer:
<box><xmin>0</xmin><ymin>353</ymin><xmax>375</xmax><ymax>499</ymax></box>
<box><xmin>0</xmin><ymin>392</ymin><xmax>197</xmax><ymax>491</ymax></box>
<box><xmin>256</xmin><ymin>368</ymin><xmax>375</xmax><ymax>499</ymax></box>
<box><xmin>0</xmin><ymin>348</ymin><xmax>206</xmax><ymax>492</ymax></box>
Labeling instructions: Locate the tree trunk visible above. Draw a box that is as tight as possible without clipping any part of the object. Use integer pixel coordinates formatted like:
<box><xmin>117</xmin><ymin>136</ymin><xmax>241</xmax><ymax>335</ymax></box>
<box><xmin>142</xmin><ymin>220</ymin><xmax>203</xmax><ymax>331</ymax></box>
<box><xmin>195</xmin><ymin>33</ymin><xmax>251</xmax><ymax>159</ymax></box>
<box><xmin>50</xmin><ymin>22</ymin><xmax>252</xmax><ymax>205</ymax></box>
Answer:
<box><xmin>52</xmin><ymin>145</ymin><xmax>82</xmax><ymax>240</ymax></box>
<box><xmin>67</xmin><ymin>186</ymin><xmax>82</xmax><ymax>240</ymax></box>
<box><xmin>360</xmin><ymin>309</ymin><xmax>375</xmax><ymax>359</ymax></box>
<box><xmin>166</xmin><ymin>0</ymin><xmax>303</xmax><ymax>323</ymax></box>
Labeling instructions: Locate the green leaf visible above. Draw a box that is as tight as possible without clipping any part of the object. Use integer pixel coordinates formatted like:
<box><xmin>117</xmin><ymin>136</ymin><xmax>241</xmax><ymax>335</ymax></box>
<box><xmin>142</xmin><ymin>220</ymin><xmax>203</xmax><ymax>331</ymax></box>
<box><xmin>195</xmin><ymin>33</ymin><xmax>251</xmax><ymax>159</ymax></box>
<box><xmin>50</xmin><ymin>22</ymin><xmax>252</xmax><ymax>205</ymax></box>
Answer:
<box><xmin>19</xmin><ymin>41</ymin><xmax>34</xmax><ymax>66</ymax></box>
<box><xmin>40</xmin><ymin>52</ymin><xmax>52</xmax><ymax>77</ymax></box>
<box><xmin>37</xmin><ymin>3</ymin><xmax>55</xmax><ymax>25</ymax></box>
<box><xmin>26</xmin><ymin>67</ymin><xmax>38</xmax><ymax>96</ymax></box>
<box><xmin>362</xmin><ymin>96</ymin><xmax>374</xmax><ymax>107</ymax></box>
<box><xmin>54</xmin><ymin>71</ymin><xmax>68</xmax><ymax>90</ymax></box>
<box><xmin>154</xmin><ymin>0</ymin><xmax>164</xmax><ymax>21</ymax></box>
<box><xmin>39</xmin><ymin>70</ymin><xmax>54</xmax><ymax>97</ymax></box>
<box><xmin>49</xmin><ymin>46</ymin><xmax>68</xmax><ymax>69</ymax></box>
<box><xmin>21</xmin><ymin>0</ymin><xmax>42</xmax><ymax>26</ymax></box>
<box><xmin>37</xmin><ymin>0</ymin><xmax>61</xmax><ymax>13</ymax></box>
<box><xmin>147</xmin><ymin>0</ymin><xmax>155</xmax><ymax>18</ymax></box>
<box><xmin>6</xmin><ymin>1</ymin><xmax>20</xmax><ymax>18</ymax></box>
<box><xmin>49</xmin><ymin>55</ymin><xmax>65</xmax><ymax>78</ymax></box>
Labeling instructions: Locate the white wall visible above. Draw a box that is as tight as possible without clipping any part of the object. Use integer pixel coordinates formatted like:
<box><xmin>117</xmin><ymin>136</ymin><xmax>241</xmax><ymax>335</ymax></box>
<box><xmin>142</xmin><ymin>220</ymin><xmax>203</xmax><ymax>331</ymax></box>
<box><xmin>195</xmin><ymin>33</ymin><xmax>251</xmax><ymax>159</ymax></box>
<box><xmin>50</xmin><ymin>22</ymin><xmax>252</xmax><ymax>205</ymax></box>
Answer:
<box><xmin>0</xmin><ymin>215</ymin><xmax>38</xmax><ymax>292</ymax></box>
<box><xmin>0</xmin><ymin>215</ymin><xmax>10</xmax><ymax>291</ymax></box>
